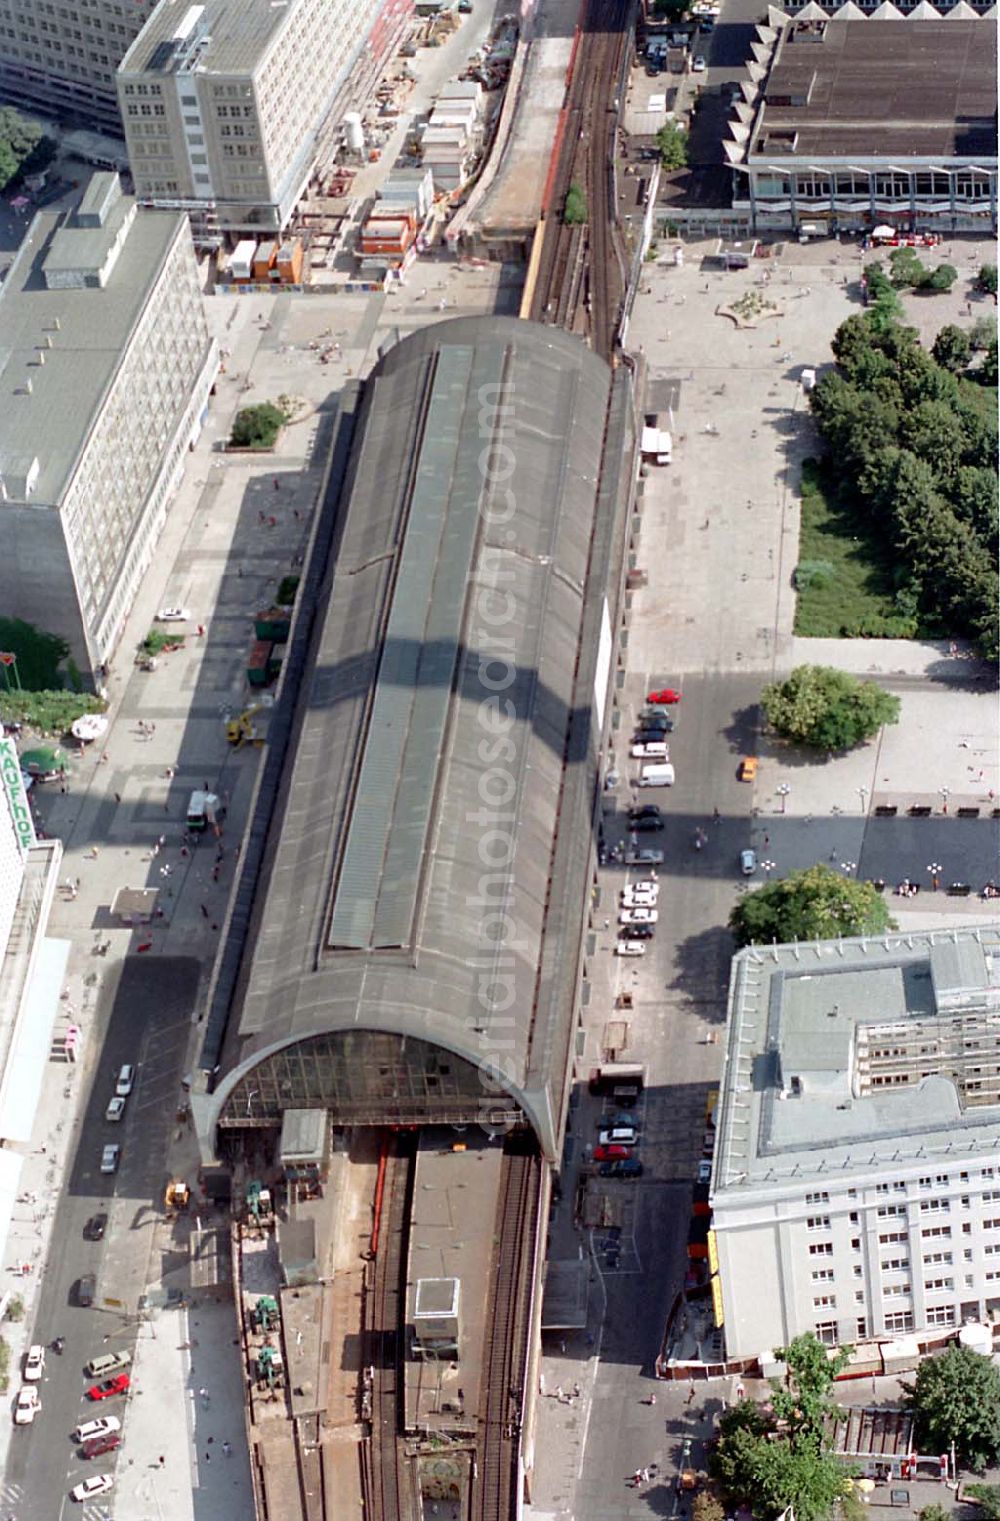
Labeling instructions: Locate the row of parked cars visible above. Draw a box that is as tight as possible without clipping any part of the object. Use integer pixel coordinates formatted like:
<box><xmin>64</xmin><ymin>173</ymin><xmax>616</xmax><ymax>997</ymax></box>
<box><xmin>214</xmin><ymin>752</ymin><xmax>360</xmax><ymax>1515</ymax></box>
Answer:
<box><xmin>13</xmin><ymin>1344</ymin><xmax>131</xmax><ymax>1500</ymax></box>
<box><xmin>594</xmin><ymin>1110</ymin><xmax>644</xmax><ymax>1179</ymax></box>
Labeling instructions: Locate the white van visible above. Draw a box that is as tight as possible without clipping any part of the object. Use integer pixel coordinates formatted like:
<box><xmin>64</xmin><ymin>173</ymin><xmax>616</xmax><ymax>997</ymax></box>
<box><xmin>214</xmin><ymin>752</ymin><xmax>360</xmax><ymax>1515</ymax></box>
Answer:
<box><xmin>638</xmin><ymin>762</ymin><xmax>675</xmax><ymax>787</ymax></box>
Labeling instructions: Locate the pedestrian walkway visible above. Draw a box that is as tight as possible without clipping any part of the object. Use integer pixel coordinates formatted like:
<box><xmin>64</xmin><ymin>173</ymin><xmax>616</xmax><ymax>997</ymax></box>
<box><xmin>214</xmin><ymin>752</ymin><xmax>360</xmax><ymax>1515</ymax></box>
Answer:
<box><xmin>115</xmin><ymin>1303</ymin><xmax>252</xmax><ymax>1521</ymax></box>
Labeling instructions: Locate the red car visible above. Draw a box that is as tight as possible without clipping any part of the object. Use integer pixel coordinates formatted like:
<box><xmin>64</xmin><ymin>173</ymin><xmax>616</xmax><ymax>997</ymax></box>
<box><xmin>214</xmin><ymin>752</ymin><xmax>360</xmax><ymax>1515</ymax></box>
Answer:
<box><xmin>87</xmin><ymin>1373</ymin><xmax>130</xmax><ymax>1402</ymax></box>
<box><xmin>647</xmin><ymin>688</ymin><xmax>681</xmax><ymax>705</ymax></box>
<box><xmin>594</xmin><ymin>1143</ymin><xmax>633</xmax><ymax>1162</ymax></box>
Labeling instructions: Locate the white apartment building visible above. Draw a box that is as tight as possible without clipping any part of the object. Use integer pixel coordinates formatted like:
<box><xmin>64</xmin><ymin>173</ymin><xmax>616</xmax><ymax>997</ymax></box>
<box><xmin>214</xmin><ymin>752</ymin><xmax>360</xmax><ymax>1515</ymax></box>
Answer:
<box><xmin>712</xmin><ymin>925</ymin><xmax>1000</xmax><ymax>1359</ymax></box>
<box><xmin>116</xmin><ymin>0</ymin><xmax>396</xmax><ymax>242</ymax></box>
<box><xmin>0</xmin><ymin>0</ymin><xmax>156</xmax><ymax>134</ymax></box>
<box><xmin>0</xmin><ymin>171</ymin><xmax>216</xmax><ymax>687</ymax></box>
<box><xmin>0</xmin><ymin>736</ymin><xmax>66</xmax><ymax>1244</ymax></box>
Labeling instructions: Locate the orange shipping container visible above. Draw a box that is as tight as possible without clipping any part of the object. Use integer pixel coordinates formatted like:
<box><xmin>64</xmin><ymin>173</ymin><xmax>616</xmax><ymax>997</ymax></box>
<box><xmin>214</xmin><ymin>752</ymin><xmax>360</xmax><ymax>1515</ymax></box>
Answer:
<box><xmin>252</xmin><ymin>240</ymin><xmax>277</xmax><ymax>280</ymax></box>
<box><xmin>276</xmin><ymin>239</ymin><xmax>303</xmax><ymax>284</ymax></box>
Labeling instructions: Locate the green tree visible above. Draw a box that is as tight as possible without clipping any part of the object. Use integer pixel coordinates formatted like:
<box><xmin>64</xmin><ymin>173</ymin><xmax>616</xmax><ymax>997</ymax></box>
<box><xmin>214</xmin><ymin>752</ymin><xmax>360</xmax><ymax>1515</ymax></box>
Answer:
<box><xmin>906</xmin><ymin>1346</ymin><xmax>1000</xmax><ymax>1471</ymax></box>
<box><xmin>966</xmin><ymin>1483</ymin><xmax>1000</xmax><ymax>1520</ymax></box>
<box><xmin>977</xmin><ymin>264</ymin><xmax>998</xmax><ymax>296</ymax></box>
<box><xmin>762</xmin><ymin>665</ymin><xmax>900</xmax><ymax>752</ymax></box>
<box><xmin>0</xmin><ymin>106</ymin><xmax>55</xmax><ymax>192</ymax></box>
<box><xmin>931</xmin><ymin>324</ymin><xmax>971</xmax><ymax>373</ymax></box>
<box><xmin>230</xmin><ymin>401</ymin><xmax>288</xmax><ymax>450</ymax></box>
<box><xmin>900</xmin><ymin>399</ymin><xmax>965</xmax><ymax>484</ymax></box>
<box><xmin>711</xmin><ymin>1337</ymin><xmax>853</xmax><ymax>1521</ymax></box>
<box><xmin>656</xmin><ymin>121</ymin><xmax>689</xmax><ymax>170</ymax></box>
<box><xmin>773</xmin><ymin>1334</ymin><xmax>849</xmax><ymax>1444</ymax></box>
<box><xmin>952</xmin><ymin>466</ymin><xmax>998</xmax><ymax>550</ymax></box>
<box><xmin>918</xmin><ymin>1506</ymin><xmax>949</xmax><ymax>1521</ymax></box>
<box><xmin>979</xmin><ymin>338</ymin><xmax>998</xmax><ymax>388</ymax></box>
<box><xmin>888</xmin><ymin>246</ymin><xmax>926</xmax><ymax>289</ymax></box>
<box><xmin>564</xmin><ymin>182</ymin><xmax>587</xmax><ymax>225</ymax></box>
<box><xmin>922</xmin><ymin>263</ymin><xmax>959</xmax><ymax>293</ymax></box>
<box><xmin>730</xmin><ymin>864</ymin><xmax>893</xmax><ymax>948</ymax></box>
<box><xmin>969</xmin><ymin>314</ymin><xmax>997</xmax><ymax>352</ymax></box>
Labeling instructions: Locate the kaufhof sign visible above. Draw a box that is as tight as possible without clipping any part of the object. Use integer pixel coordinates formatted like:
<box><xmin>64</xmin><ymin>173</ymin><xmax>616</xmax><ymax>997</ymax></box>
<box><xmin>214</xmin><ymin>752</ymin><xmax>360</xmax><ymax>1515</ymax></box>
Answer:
<box><xmin>0</xmin><ymin>738</ymin><xmax>36</xmax><ymax>855</ymax></box>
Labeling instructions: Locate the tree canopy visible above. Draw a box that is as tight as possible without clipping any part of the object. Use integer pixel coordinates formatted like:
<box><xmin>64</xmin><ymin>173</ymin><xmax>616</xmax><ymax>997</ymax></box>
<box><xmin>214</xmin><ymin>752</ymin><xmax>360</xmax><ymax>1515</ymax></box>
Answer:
<box><xmin>564</xmin><ymin>183</ymin><xmax>587</xmax><ymax>225</ymax></box>
<box><xmin>656</xmin><ymin>122</ymin><xmax>688</xmax><ymax>170</ymax></box>
<box><xmin>230</xmin><ymin>401</ymin><xmax>288</xmax><ymax>450</ymax></box>
<box><xmin>730</xmin><ymin>864</ymin><xmax>893</xmax><ymax>948</ymax></box>
<box><xmin>710</xmin><ymin>1335</ymin><xmax>853</xmax><ymax>1521</ymax></box>
<box><xmin>0</xmin><ymin>107</ymin><xmax>55</xmax><ymax>193</ymax></box>
<box><xmin>762</xmin><ymin>664</ymin><xmax>900</xmax><ymax>752</ymax></box>
<box><xmin>906</xmin><ymin>1346</ymin><xmax>1000</xmax><ymax>1472</ymax></box>
<box><xmin>810</xmin><ymin>310</ymin><xmax>999</xmax><ymax>661</ymax></box>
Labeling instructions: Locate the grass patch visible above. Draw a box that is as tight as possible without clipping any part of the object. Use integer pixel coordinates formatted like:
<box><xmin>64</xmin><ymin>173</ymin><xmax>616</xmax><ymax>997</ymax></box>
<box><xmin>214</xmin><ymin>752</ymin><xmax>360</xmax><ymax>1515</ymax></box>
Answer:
<box><xmin>957</xmin><ymin>373</ymin><xmax>998</xmax><ymax>422</ymax></box>
<box><xmin>142</xmin><ymin>628</ymin><xmax>185</xmax><ymax>656</ymax></box>
<box><xmin>794</xmin><ymin>459</ymin><xmax>918</xmax><ymax>638</ymax></box>
<box><xmin>0</xmin><ymin>690</ymin><xmax>103</xmax><ymax>736</ymax></box>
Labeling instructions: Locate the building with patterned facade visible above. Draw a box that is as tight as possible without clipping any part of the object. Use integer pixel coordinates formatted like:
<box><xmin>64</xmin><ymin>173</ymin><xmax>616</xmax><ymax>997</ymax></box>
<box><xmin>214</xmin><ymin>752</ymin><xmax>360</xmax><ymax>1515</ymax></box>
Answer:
<box><xmin>117</xmin><ymin>0</ymin><xmax>412</xmax><ymax>244</ymax></box>
<box><xmin>0</xmin><ymin>171</ymin><xmax>216</xmax><ymax>687</ymax></box>
<box><xmin>0</xmin><ymin>0</ymin><xmax>156</xmax><ymax>134</ymax></box>
<box><xmin>711</xmin><ymin>925</ymin><xmax>1000</xmax><ymax>1359</ymax></box>
<box><xmin>725</xmin><ymin>12</ymin><xmax>997</xmax><ymax>235</ymax></box>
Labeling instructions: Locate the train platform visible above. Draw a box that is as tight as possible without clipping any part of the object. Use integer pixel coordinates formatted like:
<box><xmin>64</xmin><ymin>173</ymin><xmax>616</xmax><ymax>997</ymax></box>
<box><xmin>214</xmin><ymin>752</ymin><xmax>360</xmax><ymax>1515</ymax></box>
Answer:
<box><xmin>405</xmin><ymin>1134</ymin><xmax>503</xmax><ymax>1433</ymax></box>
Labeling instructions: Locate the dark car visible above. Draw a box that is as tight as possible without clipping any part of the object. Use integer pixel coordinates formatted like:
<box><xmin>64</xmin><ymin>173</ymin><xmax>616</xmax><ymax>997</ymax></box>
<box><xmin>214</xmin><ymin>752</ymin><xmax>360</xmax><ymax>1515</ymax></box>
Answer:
<box><xmin>631</xmin><ymin>816</ymin><xmax>665</xmax><ymax>833</ymax></box>
<box><xmin>77</xmin><ymin>1274</ymin><xmax>96</xmax><ymax>1308</ymax></box>
<box><xmin>599</xmin><ymin>1158</ymin><xmax>644</xmax><ymax>1179</ymax></box>
<box><xmin>81</xmin><ymin>1431</ymin><xmax>121</xmax><ymax>1460</ymax></box>
<box><xmin>84</xmin><ymin>1214</ymin><xmax>107</xmax><ymax>1242</ymax></box>
<box><xmin>629</xmin><ymin>803</ymin><xmax>662</xmax><ymax>821</ymax></box>
<box><xmin>638</xmin><ymin>710</ymin><xmax>675</xmax><ymax>731</ymax></box>
<box><xmin>620</xmin><ymin>923</ymin><xmax>655</xmax><ymax>939</ymax></box>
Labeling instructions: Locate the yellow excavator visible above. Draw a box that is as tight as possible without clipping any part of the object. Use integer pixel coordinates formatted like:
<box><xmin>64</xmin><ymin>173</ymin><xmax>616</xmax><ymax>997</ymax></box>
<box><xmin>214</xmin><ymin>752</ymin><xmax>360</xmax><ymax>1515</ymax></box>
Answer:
<box><xmin>224</xmin><ymin>695</ymin><xmax>274</xmax><ymax>748</ymax></box>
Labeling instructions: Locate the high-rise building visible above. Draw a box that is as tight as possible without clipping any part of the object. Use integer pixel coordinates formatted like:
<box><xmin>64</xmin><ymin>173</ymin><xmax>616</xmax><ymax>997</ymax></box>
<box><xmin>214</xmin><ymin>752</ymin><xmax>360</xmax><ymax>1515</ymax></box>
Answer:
<box><xmin>711</xmin><ymin>926</ymin><xmax>1000</xmax><ymax>1358</ymax></box>
<box><xmin>117</xmin><ymin>0</ymin><xmax>411</xmax><ymax>244</ymax></box>
<box><xmin>0</xmin><ymin>0</ymin><xmax>156</xmax><ymax>135</ymax></box>
<box><xmin>0</xmin><ymin>172</ymin><xmax>216</xmax><ymax>686</ymax></box>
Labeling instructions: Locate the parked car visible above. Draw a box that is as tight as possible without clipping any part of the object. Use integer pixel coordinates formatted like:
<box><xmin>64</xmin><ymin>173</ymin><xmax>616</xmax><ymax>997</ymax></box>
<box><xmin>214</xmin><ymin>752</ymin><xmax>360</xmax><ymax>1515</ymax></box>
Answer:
<box><xmin>638</xmin><ymin>710</ymin><xmax>675</xmax><ymax>730</ymax></box>
<box><xmin>100</xmin><ymin>1144</ymin><xmax>120</xmax><ymax>1174</ymax></box>
<box><xmin>646</xmin><ymin>688</ymin><xmax>681</xmax><ymax>705</ymax></box>
<box><xmin>84</xmin><ymin>1214</ymin><xmax>107</xmax><ymax>1242</ymax></box>
<box><xmin>692</xmin><ymin>53</ymin><xmax>706</xmax><ymax>70</ymax></box>
<box><xmin>14</xmin><ymin>1387</ymin><xmax>40</xmax><ymax>1425</ymax></box>
<box><xmin>104</xmin><ymin>1097</ymin><xmax>126</xmax><ymax>1123</ymax></box>
<box><xmin>619</xmin><ymin>907</ymin><xmax>658</xmax><ymax>925</ymax></box>
<box><xmin>615</xmin><ymin>940</ymin><xmax>647</xmax><ymax>957</ymax></box>
<box><xmin>84</xmin><ymin>1352</ymin><xmax>131</xmax><ymax>1379</ymax></box>
<box><xmin>740</xmin><ymin>848</ymin><xmax>757</xmax><ymax>876</ymax></box>
<box><xmin>86</xmin><ymin>1373</ymin><xmax>130</xmax><ymax>1402</ymax></box>
<box><xmin>698</xmin><ymin>1159</ymin><xmax>713</xmax><ymax>1184</ymax></box>
<box><xmin>635</xmin><ymin>729</ymin><xmax>672</xmax><ymax>747</ymax></box>
<box><xmin>619</xmin><ymin>923</ymin><xmax>655</xmax><ymax>940</ymax></box>
<box><xmin>115</xmin><ymin>1064</ymin><xmax>135</xmax><ymax>1097</ymax></box>
<box><xmin>599</xmin><ymin>1127</ymin><xmax>638</xmax><ymax>1146</ymax></box>
<box><xmin>23</xmin><ymin>1345</ymin><xmax>44</xmax><ymax>1382</ymax></box>
<box><xmin>738</xmin><ymin>757</ymin><xmax>758</xmax><ymax>782</ymax></box>
<box><xmin>593</xmin><ymin>1143</ymin><xmax>633</xmax><ymax>1162</ymax></box>
<box><xmin>621</xmin><ymin>894</ymin><xmax>658</xmax><ymax>912</ymax></box>
<box><xmin>77</xmin><ymin>1274</ymin><xmax>96</xmax><ymax>1308</ymax></box>
<box><xmin>73</xmin><ymin>1416</ymin><xmax>121</xmax><ymax>1445</ymax></box>
<box><xmin>630</xmin><ymin>741</ymin><xmax>669</xmax><ymax>759</ymax></box>
<box><xmin>625</xmin><ymin>848</ymin><xmax>664</xmax><ymax>866</ymax></box>
<box><xmin>155</xmin><ymin>607</ymin><xmax>189</xmax><ymax>623</ymax></box>
<box><xmin>628</xmin><ymin>804</ymin><xmax>663</xmax><ymax>822</ymax></box>
<box><xmin>631</xmin><ymin>815</ymin><xmax>664</xmax><ymax>832</ymax></box>
<box><xmin>71</xmin><ymin>1474</ymin><xmax>114</xmax><ymax>1502</ymax></box>
<box><xmin>598</xmin><ymin>1112</ymin><xmax>637</xmax><ymax>1131</ymax></box>
<box><xmin>600</xmin><ymin>1158</ymin><xmax>644</xmax><ymax>1179</ymax></box>
<box><xmin>81</xmin><ymin>1431</ymin><xmax>121</xmax><ymax>1460</ymax></box>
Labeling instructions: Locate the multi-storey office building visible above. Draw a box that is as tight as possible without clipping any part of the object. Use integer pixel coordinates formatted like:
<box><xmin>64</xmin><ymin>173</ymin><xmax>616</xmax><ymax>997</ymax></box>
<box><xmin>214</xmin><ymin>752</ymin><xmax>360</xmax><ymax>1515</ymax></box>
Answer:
<box><xmin>724</xmin><ymin>14</ymin><xmax>997</xmax><ymax>235</ymax></box>
<box><xmin>712</xmin><ymin>926</ymin><xmax>1000</xmax><ymax>1359</ymax></box>
<box><xmin>0</xmin><ymin>172</ymin><xmax>216</xmax><ymax>686</ymax></box>
<box><xmin>117</xmin><ymin>0</ymin><xmax>408</xmax><ymax>243</ymax></box>
<box><xmin>0</xmin><ymin>0</ymin><xmax>156</xmax><ymax>134</ymax></box>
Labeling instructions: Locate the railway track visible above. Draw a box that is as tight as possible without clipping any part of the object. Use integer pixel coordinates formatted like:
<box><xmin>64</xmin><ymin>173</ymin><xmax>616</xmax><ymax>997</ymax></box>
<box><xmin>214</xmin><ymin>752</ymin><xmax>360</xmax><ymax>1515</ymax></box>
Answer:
<box><xmin>471</xmin><ymin>1144</ymin><xmax>542</xmax><ymax>1521</ymax></box>
<box><xmin>526</xmin><ymin>0</ymin><xmax>632</xmax><ymax>357</ymax></box>
<box><xmin>365</xmin><ymin>1140</ymin><xmax>415</xmax><ymax>1521</ymax></box>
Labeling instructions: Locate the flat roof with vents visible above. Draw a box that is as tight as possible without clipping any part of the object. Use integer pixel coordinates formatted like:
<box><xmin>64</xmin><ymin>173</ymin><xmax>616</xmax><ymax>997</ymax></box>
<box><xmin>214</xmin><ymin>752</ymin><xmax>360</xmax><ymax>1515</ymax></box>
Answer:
<box><xmin>748</xmin><ymin>18</ymin><xmax>997</xmax><ymax>160</ymax></box>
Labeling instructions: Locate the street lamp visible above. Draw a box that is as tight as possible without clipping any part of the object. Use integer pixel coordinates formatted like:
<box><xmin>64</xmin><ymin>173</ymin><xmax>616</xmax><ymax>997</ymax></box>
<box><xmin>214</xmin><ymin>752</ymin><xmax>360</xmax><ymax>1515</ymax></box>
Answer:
<box><xmin>761</xmin><ymin>859</ymin><xmax>776</xmax><ymax>880</ymax></box>
<box><xmin>940</xmin><ymin>786</ymin><xmax>950</xmax><ymax>815</ymax></box>
<box><xmin>776</xmin><ymin>783</ymin><xmax>790</xmax><ymax>815</ymax></box>
<box><xmin>858</xmin><ymin>786</ymin><xmax>869</xmax><ymax>815</ymax></box>
<box><xmin>840</xmin><ymin>860</ymin><xmax>857</xmax><ymax>876</ymax></box>
<box><xmin>927</xmin><ymin>862</ymin><xmax>942</xmax><ymax>892</ymax></box>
